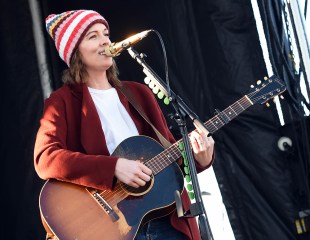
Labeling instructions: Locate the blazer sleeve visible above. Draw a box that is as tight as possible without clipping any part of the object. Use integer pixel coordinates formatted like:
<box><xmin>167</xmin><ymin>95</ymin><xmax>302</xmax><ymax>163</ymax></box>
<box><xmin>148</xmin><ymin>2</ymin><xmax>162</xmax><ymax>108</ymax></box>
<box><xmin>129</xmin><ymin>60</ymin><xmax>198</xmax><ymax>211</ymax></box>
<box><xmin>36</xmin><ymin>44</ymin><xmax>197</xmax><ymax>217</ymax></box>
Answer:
<box><xmin>34</xmin><ymin>91</ymin><xmax>118</xmax><ymax>191</ymax></box>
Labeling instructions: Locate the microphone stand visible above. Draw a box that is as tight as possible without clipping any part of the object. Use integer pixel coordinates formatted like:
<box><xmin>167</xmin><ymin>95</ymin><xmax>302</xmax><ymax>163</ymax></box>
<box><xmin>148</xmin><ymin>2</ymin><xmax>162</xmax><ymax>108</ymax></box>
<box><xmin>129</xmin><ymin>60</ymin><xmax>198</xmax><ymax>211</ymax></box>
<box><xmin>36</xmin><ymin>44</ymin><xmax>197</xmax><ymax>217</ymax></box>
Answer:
<box><xmin>127</xmin><ymin>47</ymin><xmax>214</xmax><ymax>240</ymax></box>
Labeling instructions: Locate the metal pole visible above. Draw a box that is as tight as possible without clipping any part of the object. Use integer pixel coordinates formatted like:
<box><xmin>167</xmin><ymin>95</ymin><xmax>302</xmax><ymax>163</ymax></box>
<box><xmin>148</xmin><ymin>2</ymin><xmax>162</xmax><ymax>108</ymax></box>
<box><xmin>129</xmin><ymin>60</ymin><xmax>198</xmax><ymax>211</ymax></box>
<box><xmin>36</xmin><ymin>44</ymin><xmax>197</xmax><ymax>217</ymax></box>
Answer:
<box><xmin>28</xmin><ymin>0</ymin><xmax>52</xmax><ymax>99</ymax></box>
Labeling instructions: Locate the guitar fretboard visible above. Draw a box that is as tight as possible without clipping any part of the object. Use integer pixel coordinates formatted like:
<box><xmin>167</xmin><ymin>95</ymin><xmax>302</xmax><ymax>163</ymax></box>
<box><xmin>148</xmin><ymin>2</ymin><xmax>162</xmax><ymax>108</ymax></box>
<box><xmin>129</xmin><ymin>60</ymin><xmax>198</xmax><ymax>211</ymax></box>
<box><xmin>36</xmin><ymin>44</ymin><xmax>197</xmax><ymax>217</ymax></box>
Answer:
<box><xmin>205</xmin><ymin>95</ymin><xmax>253</xmax><ymax>134</ymax></box>
<box><xmin>145</xmin><ymin>95</ymin><xmax>253</xmax><ymax>174</ymax></box>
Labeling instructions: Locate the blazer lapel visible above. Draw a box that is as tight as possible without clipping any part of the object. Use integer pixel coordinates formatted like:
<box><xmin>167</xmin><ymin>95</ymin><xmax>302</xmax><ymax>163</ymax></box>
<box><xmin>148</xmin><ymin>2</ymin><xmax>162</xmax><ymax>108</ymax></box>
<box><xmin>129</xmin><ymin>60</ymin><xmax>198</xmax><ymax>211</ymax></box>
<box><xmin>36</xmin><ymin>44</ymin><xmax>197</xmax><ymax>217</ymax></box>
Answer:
<box><xmin>78</xmin><ymin>84</ymin><xmax>109</xmax><ymax>155</ymax></box>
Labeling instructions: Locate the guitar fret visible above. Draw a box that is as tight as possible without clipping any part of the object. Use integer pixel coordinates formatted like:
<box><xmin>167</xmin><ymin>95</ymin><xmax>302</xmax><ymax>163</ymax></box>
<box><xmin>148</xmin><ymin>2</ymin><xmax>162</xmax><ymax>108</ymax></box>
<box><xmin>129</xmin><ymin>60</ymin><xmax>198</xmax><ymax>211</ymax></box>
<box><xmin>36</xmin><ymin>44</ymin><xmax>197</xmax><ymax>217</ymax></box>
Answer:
<box><xmin>149</xmin><ymin>156</ymin><xmax>162</xmax><ymax>173</ymax></box>
<box><xmin>229</xmin><ymin>106</ymin><xmax>238</xmax><ymax>116</ymax></box>
<box><xmin>207</xmin><ymin>96</ymin><xmax>252</xmax><ymax>136</ymax></box>
<box><xmin>205</xmin><ymin>116</ymin><xmax>222</xmax><ymax>133</ymax></box>
<box><xmin>211</xmin><ymin>116</ymin><xmax>224</xmax><ymax>129</ymax></box>
<box><xmin>146</xmin><ymin>144</ymin><xmax>182</xmax><ymax>175</ymax></box>
<box><xmin>236</xmin><ymin>100</ymin><xmax>245</xmax><ymax>110</ymax></box>
<box><xmin>223</xmin><ymin>107</ymin><xmax>236</xmax><ymax>120</ymax></box>
<box><xmin>146</xmin><ymin>95</ymin><xmax>256</xmax><ymax>175</ymax></box>
<box><xmin>241</xmin><ymin>96</ymin><xmax>253</xmax><ymax>108</ymax></box>
<box><xmin>171</xmin><ymin>148</ymin><xmax>180</xmax><ymax>159</ymax></box>
<box><xmin>155</xmin><ymin>154</ymin><xmax>165</xmax><ymax>167</ymax></box>
<box><xmin>150</xmin><ymin>158</ymin><xmax>160</xmax><ymax>171</ymax></box>
<box><xmin>147</xmin><ymin>156</ymin><xmax>161</xmax><ymax>174</ymax></box>
<box><xmin>214</xmin><ymin>116</ymin><xmax>225</xmax><ymax>128</ymax></box>
<box><xmin>232</xmin><ymin>100</ymin><xmax>244</xmax><ymax>113</ymax></box>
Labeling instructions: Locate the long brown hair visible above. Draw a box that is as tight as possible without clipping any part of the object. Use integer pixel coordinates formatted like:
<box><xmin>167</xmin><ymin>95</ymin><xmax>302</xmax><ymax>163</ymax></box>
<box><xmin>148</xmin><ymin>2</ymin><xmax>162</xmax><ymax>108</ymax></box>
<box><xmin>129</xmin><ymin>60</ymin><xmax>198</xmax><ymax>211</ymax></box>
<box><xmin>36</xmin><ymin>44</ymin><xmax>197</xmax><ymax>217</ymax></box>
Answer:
<box><xmin>62</xmin><ymin>49</ymin><xmax>122</xmax><ymax>87</ymax></box>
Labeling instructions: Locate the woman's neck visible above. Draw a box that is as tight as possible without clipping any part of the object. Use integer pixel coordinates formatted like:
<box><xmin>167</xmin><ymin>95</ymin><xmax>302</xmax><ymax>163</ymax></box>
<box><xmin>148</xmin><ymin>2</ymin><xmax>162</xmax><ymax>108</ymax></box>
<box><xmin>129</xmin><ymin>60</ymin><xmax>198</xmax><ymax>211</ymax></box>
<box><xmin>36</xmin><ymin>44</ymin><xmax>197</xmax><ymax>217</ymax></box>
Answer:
<box><xmin>86</xmin><ymin>71</ymin><xmax>112</xmax><ymax>90</ymax></box>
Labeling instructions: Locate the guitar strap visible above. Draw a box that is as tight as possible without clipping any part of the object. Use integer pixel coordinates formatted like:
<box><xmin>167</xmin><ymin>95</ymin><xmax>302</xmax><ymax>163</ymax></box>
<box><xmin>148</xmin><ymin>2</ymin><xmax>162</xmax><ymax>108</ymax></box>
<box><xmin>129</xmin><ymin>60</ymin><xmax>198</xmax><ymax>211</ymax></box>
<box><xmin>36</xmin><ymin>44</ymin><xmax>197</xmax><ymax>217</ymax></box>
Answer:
<box><xmin>118</xmin><ymin>83</ymin><xmax>172</xmax><ymax>149</ymax></box>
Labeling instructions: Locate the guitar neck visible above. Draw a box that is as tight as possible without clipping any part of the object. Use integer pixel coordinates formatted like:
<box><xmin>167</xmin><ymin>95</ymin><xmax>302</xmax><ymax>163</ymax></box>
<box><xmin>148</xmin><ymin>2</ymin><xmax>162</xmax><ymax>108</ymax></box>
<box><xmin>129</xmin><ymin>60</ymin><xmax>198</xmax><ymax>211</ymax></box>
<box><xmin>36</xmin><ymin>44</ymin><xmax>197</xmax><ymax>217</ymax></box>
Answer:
<box><xmin>204</xmin><ymin>95</ymin><xmax>253</xmax><ymax>134</ymax></box>
<box><xmin>145</xmin><ymin>95</ymin><xmax>253</xmax><ymax>174</ymax></box>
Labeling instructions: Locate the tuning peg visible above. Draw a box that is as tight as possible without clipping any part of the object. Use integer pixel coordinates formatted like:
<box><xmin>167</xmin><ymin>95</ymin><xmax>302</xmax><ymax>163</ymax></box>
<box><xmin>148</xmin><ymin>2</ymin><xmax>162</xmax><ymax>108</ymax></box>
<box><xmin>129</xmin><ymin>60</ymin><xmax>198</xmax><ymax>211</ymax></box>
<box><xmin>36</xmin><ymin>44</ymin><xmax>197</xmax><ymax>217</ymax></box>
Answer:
<box><xmin>250</xmin><ymin>85</ymin><xmax>254</xmax><ymax>88</ymax></box>
<box><xmin>264</xmin><ymin>76</ymin><xmax>268</xmax><ymax>80</ymax></box>
<box><xmin>280</xmin><ymin>95</ymin><xmax>284</xmax><ymax>99</ymax></box>
<box><xmin>257</xmin><ymin>80</ymin><xmax>262</xmax><ymax>85</ymax></box>
<box><xmin>266</xmin><ymin>102</ymin><xmax>270</xmax><ymax>107</ymax></box>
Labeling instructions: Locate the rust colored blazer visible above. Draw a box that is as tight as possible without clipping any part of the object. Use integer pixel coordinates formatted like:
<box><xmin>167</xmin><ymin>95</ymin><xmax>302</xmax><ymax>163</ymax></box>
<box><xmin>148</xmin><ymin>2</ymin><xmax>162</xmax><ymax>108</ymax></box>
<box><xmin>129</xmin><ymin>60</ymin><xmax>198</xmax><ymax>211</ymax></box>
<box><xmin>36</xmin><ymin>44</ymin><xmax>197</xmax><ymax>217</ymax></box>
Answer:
<box><xmin>34</xmin><ymin>81</ymin><xmax>207</xmax><ymax>239</ymax></box>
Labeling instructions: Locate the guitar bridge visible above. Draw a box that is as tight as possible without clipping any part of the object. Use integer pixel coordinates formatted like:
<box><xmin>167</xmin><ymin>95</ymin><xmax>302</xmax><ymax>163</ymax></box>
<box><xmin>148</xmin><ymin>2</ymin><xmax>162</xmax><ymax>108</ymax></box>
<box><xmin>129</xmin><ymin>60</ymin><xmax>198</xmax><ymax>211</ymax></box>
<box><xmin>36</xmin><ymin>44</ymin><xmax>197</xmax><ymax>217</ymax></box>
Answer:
<box><xmin>91</xmin><ymin>190</ymin><xmax>120</xmax><ymax>222</ymax></box>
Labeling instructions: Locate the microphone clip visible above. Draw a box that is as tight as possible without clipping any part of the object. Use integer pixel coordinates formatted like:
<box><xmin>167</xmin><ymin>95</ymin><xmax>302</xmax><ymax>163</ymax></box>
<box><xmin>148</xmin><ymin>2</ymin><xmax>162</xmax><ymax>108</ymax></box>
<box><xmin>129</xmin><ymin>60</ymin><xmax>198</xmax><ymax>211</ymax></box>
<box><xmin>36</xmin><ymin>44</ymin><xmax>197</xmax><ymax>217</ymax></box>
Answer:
<box><xmin>105</xmin><ymin>42</ymin><xmax>120</xmax><ymax>57</ymax></box>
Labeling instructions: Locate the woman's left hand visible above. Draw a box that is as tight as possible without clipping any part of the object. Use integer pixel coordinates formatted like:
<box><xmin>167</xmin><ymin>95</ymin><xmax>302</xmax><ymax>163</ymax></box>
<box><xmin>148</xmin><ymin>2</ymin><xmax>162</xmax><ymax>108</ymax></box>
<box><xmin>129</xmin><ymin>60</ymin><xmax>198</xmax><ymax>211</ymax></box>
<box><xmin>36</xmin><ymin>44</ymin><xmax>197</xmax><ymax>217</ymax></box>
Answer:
<box><xmin>189</xmin><ymin>129</ymin><xmax>215</xmax><ymax>168</ymax></box>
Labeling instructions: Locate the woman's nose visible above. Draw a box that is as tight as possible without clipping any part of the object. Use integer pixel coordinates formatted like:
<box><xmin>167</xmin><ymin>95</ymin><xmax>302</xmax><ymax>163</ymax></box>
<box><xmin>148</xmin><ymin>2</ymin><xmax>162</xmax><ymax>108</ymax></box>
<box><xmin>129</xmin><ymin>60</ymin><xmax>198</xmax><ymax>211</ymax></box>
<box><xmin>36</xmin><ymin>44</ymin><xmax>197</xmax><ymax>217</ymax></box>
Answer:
<box><xmin>100</xmin><ymin>35</ymin><xmax>110</xmax><ymax>46</ymax></box>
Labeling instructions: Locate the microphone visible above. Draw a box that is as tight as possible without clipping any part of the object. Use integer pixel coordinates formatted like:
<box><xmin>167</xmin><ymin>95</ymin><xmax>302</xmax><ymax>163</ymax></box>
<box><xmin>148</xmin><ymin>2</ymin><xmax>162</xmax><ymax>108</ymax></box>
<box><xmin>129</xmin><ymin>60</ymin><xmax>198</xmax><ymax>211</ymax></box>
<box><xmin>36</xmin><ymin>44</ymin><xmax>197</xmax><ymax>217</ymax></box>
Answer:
<box><xmin>104</xmin><ymin>29</ymin><xmax>152</xmax><ymax>57</ymax></box>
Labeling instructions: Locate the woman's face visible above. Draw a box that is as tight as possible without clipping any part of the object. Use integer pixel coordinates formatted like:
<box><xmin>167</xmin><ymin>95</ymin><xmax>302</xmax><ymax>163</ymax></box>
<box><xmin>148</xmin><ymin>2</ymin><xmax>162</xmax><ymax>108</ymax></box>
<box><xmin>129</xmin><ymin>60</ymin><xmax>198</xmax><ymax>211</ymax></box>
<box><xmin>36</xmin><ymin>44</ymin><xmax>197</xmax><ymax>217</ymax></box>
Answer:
<box><xmin>78</xmin><ymin>23</ymin><xmax>113</xmax><ymax>72</ymax></box>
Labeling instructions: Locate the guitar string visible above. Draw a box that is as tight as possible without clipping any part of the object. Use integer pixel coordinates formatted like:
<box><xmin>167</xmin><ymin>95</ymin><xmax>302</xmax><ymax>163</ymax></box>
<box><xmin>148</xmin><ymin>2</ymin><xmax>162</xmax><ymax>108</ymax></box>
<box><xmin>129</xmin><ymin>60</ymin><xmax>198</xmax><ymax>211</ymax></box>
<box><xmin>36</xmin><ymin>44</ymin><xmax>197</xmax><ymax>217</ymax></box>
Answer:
<box><xmin>140</xmin><ymin>95</ymin><xmax>254</xmax><ymax>170</ymax></box>
<box><xmin>96</xmin><ymin>90</ymin><xmax>274</xmax><ymax>206</ymax></box>
<box><xmin>143</xmin><ymin>91</ymin><xmax>270</xmax><ymax>173</ymax></box>
<box><xmin>202</xmin><ymin>89</ymin><xmax>279</xmax><ymax>133</ymax></box>
<box><xmin>99</xmin><ymin>144</ymin><xmax>183</xmax><ymax>206</ymax></box>
<box><xmin>142</xmin><ymin>92</ymin><xmax>274</xmax><ymax>182</ymax></box>
<box><xmin>141</xmin><ymin>93</ymin><xmax>271</xmax><ymax>173</ymax></box>
<box><xmin>97</xmin><ymin>145</ymin><xmax>181</xmax><ymax>205</ymax></box>
<box><xmin>98</xmin><ymin>146</ymin><xmax>180</xmax><ymax>204</ymax></box>
<box><xmin>99</xmin><ymin>185</ymin><xmax>128</xmax><ymax>205</ymax></box>
<box><xmin>99</xmin><ymin>95</ymin><xmax>272</xmax><ymax>207</ymax></box>
<box><xmin>97</xmin><ymin>99</ymin><xmax>254</xmax><ymax>206</ymax></box>
<box><xmin>105</xmin><ymin>93</ymin><xmax>261</xmax><ymax>190</ymax></box>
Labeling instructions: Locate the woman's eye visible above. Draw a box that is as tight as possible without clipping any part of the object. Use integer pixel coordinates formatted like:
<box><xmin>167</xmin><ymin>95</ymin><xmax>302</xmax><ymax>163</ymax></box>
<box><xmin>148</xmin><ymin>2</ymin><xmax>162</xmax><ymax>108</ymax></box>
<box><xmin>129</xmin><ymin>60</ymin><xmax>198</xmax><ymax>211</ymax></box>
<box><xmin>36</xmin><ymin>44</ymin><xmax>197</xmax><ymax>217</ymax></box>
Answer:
<box><xmin>89</xmin><ymin>35</ymin><xmax>96</xmax><ymax>39</ymax></box>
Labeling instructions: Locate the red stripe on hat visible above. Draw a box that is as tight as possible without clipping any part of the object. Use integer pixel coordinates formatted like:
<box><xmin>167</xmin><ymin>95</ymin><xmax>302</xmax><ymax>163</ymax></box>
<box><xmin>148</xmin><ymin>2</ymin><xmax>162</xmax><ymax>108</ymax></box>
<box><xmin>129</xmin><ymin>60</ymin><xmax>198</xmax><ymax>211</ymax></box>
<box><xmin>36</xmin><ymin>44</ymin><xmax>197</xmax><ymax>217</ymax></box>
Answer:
<box><xmin>45</xmin><ymin>14</ymin><xmax>55</xmax><ymax>22</ymax></box>
<box><xmin>55</xmin><ymin>10</ymin><xmax>84</xmax><ymax>51</ymax></box>
<box><xmin>63</xmin><ymin>12</ymin><xmax>98</xmax><ymax>64</ymax></box>
<box><xmin>51</xmin><ymin>11</ymin><xmax>75</xmax><ymax>40</ymax></box>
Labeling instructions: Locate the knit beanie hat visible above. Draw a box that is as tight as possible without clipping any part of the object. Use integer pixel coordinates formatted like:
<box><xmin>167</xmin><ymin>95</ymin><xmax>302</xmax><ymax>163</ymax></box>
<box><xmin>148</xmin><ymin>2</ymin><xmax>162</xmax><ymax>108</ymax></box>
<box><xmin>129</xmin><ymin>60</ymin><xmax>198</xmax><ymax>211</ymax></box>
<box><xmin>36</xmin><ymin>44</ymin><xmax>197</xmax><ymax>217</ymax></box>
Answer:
<box><xmin>45</xmin><ymin>10</ymin><xmax>109</xmax><ymax>66</ymax></box>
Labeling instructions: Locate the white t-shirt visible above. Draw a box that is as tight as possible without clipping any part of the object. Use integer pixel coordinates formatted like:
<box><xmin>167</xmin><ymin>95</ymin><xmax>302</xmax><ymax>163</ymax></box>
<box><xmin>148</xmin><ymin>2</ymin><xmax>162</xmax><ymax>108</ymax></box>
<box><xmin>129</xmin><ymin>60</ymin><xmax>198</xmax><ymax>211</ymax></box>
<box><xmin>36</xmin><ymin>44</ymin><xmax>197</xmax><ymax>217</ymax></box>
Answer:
<box><xmin>88</xmin><ymin>87</ymin><xmax>139</xmax><ymax>154</ymax></box>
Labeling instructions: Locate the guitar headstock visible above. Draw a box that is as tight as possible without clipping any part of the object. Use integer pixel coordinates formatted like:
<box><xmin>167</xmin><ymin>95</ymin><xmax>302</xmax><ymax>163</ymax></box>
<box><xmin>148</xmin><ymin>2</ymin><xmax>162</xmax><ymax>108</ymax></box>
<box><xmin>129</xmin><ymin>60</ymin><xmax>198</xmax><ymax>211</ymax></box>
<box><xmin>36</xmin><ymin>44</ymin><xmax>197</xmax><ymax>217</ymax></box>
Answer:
<box><xmin>247</xmin><ymin>75</ymin><xmax>286</xmax><ymax>105</ymax></box>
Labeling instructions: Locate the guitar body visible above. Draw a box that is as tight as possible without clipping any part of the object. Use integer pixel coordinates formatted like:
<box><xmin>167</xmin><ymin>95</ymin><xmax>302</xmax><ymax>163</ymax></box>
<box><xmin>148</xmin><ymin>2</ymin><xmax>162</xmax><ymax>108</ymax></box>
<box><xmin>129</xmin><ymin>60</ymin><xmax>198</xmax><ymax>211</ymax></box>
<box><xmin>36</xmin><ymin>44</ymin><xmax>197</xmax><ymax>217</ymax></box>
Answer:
<box><xmin>39</xmin><ymin>136</ymin><xmax>184</xmax><ymax>240</ymax></box>
<box><xmin>39</xmin><ymin>74</ymin><xmax>286</xmax><ymax>239</ymax></box>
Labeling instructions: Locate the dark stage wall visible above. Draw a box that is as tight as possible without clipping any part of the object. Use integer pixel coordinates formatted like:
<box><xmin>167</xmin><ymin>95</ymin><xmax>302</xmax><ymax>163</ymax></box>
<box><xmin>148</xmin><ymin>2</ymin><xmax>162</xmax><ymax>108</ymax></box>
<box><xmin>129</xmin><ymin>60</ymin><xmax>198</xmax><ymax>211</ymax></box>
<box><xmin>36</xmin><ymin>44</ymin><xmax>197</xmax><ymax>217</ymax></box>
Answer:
<box><xmin>1</xmin><ymin>0</ymin><xmax>309</xmax><ymax>239</ymax></box>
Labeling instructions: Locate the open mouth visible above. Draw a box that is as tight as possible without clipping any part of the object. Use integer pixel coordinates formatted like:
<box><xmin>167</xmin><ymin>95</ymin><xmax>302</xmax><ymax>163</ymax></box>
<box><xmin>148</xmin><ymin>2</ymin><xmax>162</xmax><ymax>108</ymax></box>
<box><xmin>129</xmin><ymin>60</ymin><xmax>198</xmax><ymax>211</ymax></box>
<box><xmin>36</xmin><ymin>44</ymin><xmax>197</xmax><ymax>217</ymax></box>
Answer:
<box><xmin>98</xmin><ymin>50</ymin><xmax>106</xmax><ymax>56</ymax></box>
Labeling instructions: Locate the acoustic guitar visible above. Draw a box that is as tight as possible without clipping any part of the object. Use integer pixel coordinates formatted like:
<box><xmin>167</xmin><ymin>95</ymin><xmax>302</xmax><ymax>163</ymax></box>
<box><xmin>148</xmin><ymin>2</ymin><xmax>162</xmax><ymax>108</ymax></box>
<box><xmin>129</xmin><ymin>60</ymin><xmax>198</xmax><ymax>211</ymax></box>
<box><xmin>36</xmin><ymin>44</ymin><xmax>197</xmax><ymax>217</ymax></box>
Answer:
<box><xmin>39</xmin><ymin>75</ymin><xmax>286</xmax><ymax>239</ymax></box>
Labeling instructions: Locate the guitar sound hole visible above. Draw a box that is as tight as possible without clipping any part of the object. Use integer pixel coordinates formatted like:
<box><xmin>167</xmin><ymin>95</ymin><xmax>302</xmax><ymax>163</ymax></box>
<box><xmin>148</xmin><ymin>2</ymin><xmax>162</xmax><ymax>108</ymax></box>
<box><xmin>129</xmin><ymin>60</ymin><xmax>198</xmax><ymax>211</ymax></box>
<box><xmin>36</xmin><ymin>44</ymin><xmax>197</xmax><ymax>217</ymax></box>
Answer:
<box><xmin>121</xmin><ymin>176</ymin><xmax>154</xmax><ymax>196</ymax></box>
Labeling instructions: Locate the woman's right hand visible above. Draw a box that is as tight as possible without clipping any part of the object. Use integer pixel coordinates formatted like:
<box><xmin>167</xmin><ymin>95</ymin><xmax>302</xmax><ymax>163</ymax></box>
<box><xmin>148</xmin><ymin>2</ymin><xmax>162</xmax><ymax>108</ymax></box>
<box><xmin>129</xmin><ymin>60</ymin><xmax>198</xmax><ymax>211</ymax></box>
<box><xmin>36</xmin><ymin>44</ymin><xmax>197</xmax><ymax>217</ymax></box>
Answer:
<box><xmin>115</xmin><ymin>158</ymin><xmax>152</xmax><ymax>188</ymax></box>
